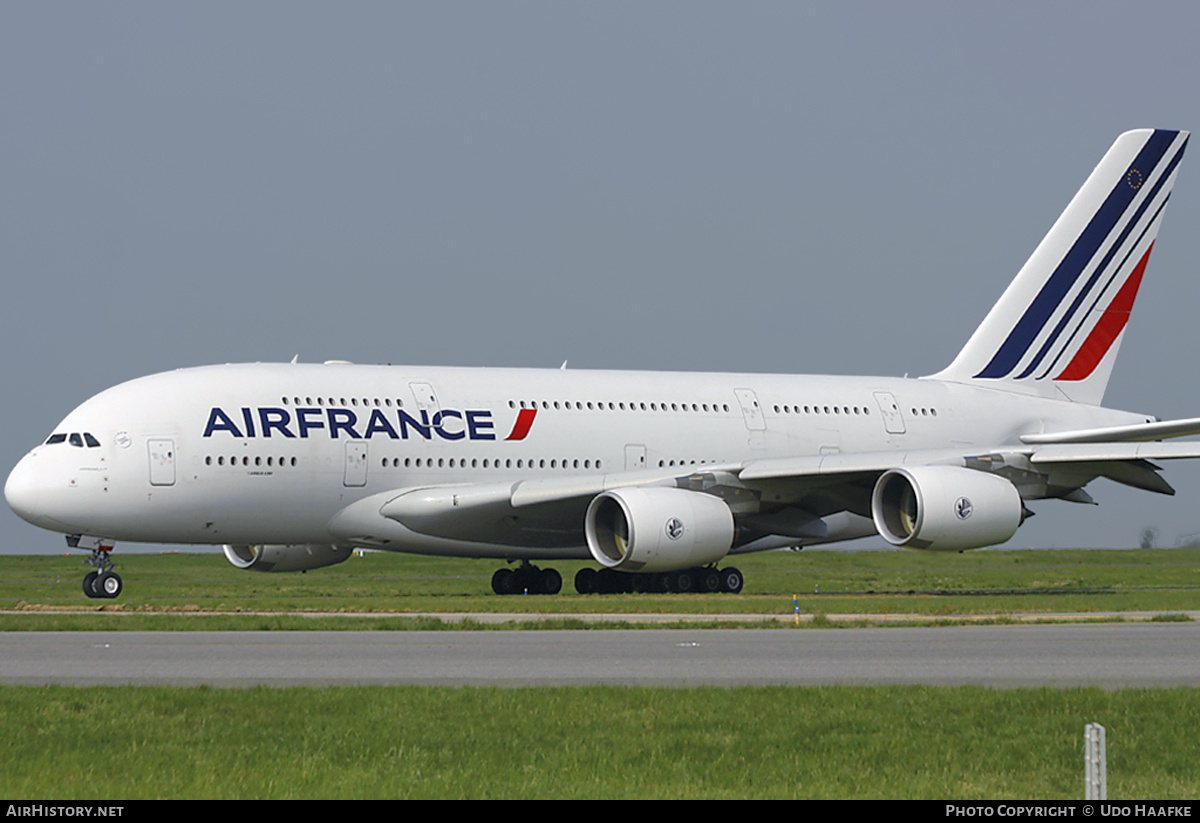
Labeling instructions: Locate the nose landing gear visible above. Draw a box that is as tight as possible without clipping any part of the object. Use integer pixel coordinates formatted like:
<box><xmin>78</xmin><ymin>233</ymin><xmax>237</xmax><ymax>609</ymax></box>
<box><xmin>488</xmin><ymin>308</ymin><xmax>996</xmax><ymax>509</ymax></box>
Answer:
<box><xmin>69</xmin><ymin>535</ymin><xmax>123</xmax><ymax>600</ymax></box>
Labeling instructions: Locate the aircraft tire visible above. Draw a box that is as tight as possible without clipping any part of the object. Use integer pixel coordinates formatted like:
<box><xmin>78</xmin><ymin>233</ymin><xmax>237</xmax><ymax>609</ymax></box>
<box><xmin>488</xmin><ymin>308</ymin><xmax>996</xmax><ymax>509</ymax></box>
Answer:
<box><xmin>592</xmin><ymin>569</ymin><xmax>619</xmax><ymax>594</ymax></box>
<box><xmin>574</xmin><ymin>568</ymin><xmax>595</xmax><ymax>594</ymax></box>
<box><xmin>491</xmin><ymin>568</ymin><xmax>514</xmax><ymax>595</ymax></box>
<box><xmin>700</xmin><ymin>569</ymin><xmax>722</xmax><ymax>593</ymax></box>
<box><xmin>83</xmin><ymin>572</ymin><xmax>99</xmax><ymax>599</ymax></box>
<box><xmin>515</xmin><ymin>566</ymin><xmax>537</xmax><ymax>594</ymax></box>
<box><xmin>720</xmin><ymin>567</ymin><xmax>743</xmax><ymax>594</ymax></box>
<box><xmin>595</xmin><ymin>569</ymin><xmax>617</xmax><ymax>594</ymax></box>
<box><xmin>669</xmin><ymin>570</ymin><xmax>694</xmax><ymax>593</ymax></box>
<box><xmin>95</xmin><ymin>572</ymin><xmax>122</xmax><ymax>599</ymax></box>
<box><xmin>540</xmin><ymin>568</ymin><xmax>562</xmax><ymax>595</ymax></box>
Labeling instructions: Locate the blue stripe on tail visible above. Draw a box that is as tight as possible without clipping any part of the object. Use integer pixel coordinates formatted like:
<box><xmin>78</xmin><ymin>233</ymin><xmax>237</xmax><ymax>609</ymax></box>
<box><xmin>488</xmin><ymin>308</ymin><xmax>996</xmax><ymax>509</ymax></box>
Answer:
<box><xmin>974</xmin><ymin>130</ymin><xmax>1179</xmax><ymax>379</ymax></box>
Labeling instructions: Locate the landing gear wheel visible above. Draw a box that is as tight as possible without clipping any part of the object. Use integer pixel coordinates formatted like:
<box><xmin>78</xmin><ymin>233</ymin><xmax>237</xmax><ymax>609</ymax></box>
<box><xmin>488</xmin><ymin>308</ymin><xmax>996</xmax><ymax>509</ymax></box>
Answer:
<box><xmin>599</xmin><ymin>569</ymin><xmax>633</xmax><ymax>593</ymax></box>
<box><xmin>574</xmin><ymin>568</ymin><xmax>596</xmax><ymax>594</ymax></box>
<box><xmin>75</xmin><ymin>537</ymin><xmax>120</xmax><ymax>600</ymax></box>
<box><xmin>572</xmin><ymin>565</ymin><xmax>744</xmax><ymax>594</ymax></box>
<box><xmin>670</xmin><ymin>570</ymin><xmax>694</xmax><ymax>593</ymax></box>
<box><xmin>540</xmin><ymin>568</ymin><xmax>562</xmax><ymax>595</ymax></box>
<box><xmin>95</xmin><ymin>572</ymin><xmax>123</xmax><ymax>599</ymax></box>
<box><xmin>492</xmin><ymin>564</ymin><xmax>563</xmax><ymax>595</ymax></box>
<box><xmin>720</xmin><ymin>567</ymin><xmax>743</xmax><ymax>594</ymax></box>
<box><xmin>491</xmin><ymin>568</ymin><xmax>513</xmax><ymax>595</ymax></box>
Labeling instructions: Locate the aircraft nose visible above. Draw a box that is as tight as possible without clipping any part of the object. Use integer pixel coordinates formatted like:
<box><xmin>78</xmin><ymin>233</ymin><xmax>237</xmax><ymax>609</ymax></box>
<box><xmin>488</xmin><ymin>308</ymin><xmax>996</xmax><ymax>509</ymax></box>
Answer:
<box><xmin>6</xmin><ymin>453</ymin><xmax>47</xmax><ymax>527</ymax></box>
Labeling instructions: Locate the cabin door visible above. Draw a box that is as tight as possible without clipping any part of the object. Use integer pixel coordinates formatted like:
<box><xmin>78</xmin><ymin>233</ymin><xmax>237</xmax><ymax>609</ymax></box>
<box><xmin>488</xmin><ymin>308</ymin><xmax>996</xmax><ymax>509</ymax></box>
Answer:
<box><xmin>733</xmin><ymin>389</ymin><xmax>766</xmax><ymax>431</ymax></box>
<box><xmin>147</xmin><ymin>438</ymin><xmax>176</xmax><ymax>486</ymax></box>
<box><xmin>625</xmin><ymin>444</ymin><xmax>647</xmax><ymax>470</ymax></box>
<box><xmin>873</xmin><ymin>391</ymin><xmax>906</xmax><ymax>434</ymax></box>
<box><xmin>344</xmin><ymin>441</ymin><xmax>368</xmax><ymax>487</ymax></box>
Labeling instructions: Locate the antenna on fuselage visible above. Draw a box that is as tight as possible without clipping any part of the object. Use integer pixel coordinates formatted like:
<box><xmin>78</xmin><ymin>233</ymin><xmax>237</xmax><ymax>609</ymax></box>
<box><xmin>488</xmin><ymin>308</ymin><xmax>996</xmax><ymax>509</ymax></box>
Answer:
<box><xmin>560</xmin><ymin>360</ymin><xmax>568</xmax><ymax>369</ymax></box>
<box><xmin>290</xmin><ymin>354</ymin><xmax>299</xmax><ymax>364</ymax></box>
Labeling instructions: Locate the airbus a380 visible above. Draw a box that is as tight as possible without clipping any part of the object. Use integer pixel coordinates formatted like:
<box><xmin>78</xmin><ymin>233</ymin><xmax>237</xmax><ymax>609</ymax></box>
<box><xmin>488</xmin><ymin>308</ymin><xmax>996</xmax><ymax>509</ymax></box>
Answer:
<box><xmin>8</xmin><ymin>129</ymin><xmax>1200</xmax><ymax>599</ymax></box>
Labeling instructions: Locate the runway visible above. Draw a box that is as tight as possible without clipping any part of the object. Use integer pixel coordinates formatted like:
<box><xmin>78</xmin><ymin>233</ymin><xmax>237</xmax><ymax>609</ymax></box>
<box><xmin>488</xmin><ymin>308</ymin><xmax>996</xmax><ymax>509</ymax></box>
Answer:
<box><xmin>2</xmin><ymin>623</ymin><xmax>1198</xmax><ymax>687</ymax></box>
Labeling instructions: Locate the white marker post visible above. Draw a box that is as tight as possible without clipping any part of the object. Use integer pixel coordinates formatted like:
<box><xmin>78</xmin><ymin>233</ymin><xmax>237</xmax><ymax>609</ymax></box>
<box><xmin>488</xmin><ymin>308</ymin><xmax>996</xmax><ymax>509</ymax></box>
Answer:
<box><xmin>1085</xmin><ymin>723</ymin><xmax>1107</xmax><ymax>800</ymax></box>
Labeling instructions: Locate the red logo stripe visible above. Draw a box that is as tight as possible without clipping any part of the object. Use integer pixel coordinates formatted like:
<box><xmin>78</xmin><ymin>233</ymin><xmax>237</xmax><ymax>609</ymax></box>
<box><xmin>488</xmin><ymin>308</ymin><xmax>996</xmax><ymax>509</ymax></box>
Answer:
<box><xmin>1055</xmin><ymin>242</ymin><xmax>1153</xmax><ymax>382</ymax></box>
<box><xmin>504</xmin><ymin>408</ymin><xmax>537</xmax><ymax>441</ymax></box>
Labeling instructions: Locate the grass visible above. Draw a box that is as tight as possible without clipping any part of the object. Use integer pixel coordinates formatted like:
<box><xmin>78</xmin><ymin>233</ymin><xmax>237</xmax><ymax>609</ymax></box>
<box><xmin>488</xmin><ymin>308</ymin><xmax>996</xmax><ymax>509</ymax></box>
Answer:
<box><xmin>1</xmin><ymin>548</ymin><xmax>1198</xmax><ymax>629</ymax></box>
<box><xmin>2</xmin><ymin>684</ymin><xmax>1196</xmax><ymax>799</ymax></box>
<box><xmin>3</xmin><ymin>550</ymin><xmax>1198</xmax><ymax>799</ymax></box>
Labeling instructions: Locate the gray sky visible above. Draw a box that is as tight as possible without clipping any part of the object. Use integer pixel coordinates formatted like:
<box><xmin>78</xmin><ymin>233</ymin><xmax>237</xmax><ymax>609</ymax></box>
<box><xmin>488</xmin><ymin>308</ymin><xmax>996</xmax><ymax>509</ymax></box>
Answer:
<box><xmin>4</xmin><ymin>1</ymin><xmax>1200</xmax><ymax>554</ymax></box>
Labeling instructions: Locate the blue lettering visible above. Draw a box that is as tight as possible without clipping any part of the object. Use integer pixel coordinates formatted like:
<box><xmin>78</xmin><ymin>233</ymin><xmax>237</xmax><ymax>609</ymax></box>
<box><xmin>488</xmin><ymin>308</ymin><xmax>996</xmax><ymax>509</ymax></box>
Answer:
<box><xmin>296</xmin><ymin>408</ymin><xmax>325</xmax><ymax>438</ymax></box>
<box><xmin>364</xmin><ymin>409</ymin><xmax>399</xmax><ymax>439</ymax></box>
<box><xmin>466</xmin><ymin>410</ymin><xmax>495</xmax><ymax>440</ymax></box>
<box><xmin>241</xmin><ymin>408</ymin><xmax>257</xmax><ymax>438</ymax></box>
<box><xmin>327</xmin><ymin>408</ymin><xmax>361</xmax><ymax>439</ymax></box>
<box><xmin>203</xmin><ymin>408</ymin><xmax>243</xmax><ymax>438</ymax></box>
<box><xmin>259</xmin><ymin>408</ymin><xmax>295</xmax><ymax>438</ymax></box>
<box><xmin>203</xmin><ymin>405</ymin><xmax>510</xmax><ymax>440</ymax></box>
<box><xmin>397</xmin><ymin>409</ymin><xmax>431</xmax><ymax>440</ymax></box>
<box><xmin>432</xmin><ymin>409</ymin><xmax>465</xmax><ymax>440</ymax></box>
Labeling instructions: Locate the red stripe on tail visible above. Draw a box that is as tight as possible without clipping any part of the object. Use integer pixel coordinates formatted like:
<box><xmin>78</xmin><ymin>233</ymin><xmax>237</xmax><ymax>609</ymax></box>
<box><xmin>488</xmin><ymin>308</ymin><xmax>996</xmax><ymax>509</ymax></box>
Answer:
<box><xmin>1055</xmin><ymin>242</ymin><xmax>1153</xmax><ymax>382</ymax></box>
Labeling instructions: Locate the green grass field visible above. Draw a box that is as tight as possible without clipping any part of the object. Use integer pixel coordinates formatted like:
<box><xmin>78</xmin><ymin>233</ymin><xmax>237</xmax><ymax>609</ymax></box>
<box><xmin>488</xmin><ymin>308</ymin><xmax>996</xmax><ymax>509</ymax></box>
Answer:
<box><xmin>3</xmin><ymin>548</ymin><xmax>1197</xmax><ymax>799</ymax></box>
<box><xmin>2</xmin><ymin>684</ymin><xmax>1197</xmax><ymax>799</ymax></box>
<box><xmin>1</xmin><ymin>547</ymin><xmax>1198</xmax><ymax>629</ymax></box>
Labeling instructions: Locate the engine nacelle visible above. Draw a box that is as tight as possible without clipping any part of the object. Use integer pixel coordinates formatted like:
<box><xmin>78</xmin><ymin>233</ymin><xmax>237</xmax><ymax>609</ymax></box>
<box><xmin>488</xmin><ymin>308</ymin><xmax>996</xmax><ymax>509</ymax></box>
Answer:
<box><xmin>222</xmin><ymin>543</ymin><xmax>352</xmax><ymax>572</ymax></box>
<box><xmin>585</xmin><ymin>487</ymin><xmax>734</xmax><ymax>573</ymax></box>
<box><xmin>871</xmin><ymin>466</ymin><xmax>1022</xmax><ymax>552</ymax></box>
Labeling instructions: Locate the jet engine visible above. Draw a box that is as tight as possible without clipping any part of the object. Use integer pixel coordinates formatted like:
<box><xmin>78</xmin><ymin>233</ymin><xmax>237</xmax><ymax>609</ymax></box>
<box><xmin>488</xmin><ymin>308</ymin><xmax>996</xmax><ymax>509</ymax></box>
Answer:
<box><xmin>222</xmin><ymin>543</ymin><xmax>352</xmax><ymax>572</ymax></box>
<box><xmin>871</xmin><ymin>466</ymin><xmax>1022</xmax><ymax>552</ymax></box>
<box><xmin>584</xmin><ymin>487</ymin><xmax>734</xmax><ymax>573</ymax></box>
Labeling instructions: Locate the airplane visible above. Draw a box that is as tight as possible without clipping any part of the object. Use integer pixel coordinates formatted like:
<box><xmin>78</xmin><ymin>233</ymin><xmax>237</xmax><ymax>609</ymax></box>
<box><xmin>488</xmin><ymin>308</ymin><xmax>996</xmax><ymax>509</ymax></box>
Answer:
<box><xmin>7</xmin><ymin>128</ymin><xmax>1200</xmax><ymax>600</ymax></box>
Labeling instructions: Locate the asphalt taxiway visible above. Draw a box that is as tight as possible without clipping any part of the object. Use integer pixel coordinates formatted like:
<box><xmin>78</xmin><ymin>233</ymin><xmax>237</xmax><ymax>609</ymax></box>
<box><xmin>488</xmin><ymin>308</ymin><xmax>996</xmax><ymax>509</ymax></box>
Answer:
<box><xmin>2</xmin><ymin>623</ymin><xmax>1197</xmax><ymax>687</ymax></box>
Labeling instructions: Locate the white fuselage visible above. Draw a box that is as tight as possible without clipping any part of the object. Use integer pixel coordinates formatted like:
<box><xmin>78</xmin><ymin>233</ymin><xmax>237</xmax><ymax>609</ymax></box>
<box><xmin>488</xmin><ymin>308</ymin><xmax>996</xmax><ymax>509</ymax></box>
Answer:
<box><xmin>5</xmin><ymin>362</ymin><xmax>1150</xmax><ymax>557</ymax></box>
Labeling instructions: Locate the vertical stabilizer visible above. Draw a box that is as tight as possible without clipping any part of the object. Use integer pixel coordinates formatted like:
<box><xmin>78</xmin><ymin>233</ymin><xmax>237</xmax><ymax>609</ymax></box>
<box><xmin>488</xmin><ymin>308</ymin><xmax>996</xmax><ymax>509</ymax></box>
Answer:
<box><xmin>928</xmin><ymin>129</ymin><xmax>1188</xmax><ymax>405</ymax></box>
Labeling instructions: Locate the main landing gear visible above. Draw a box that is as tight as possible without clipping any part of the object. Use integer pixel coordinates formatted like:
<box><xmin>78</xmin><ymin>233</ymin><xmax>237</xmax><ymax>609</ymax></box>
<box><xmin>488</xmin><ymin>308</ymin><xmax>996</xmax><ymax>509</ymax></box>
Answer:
<box><xmin>491</xmin><ymin>562</ymin><xmax>563</xmax><ymax>595</ymax></box>
<box><xmin>574</xmin><ymin>566</ymin><xmax>743</xmax><ymax>594</ymax></box>
<box><xmin>488</xmin><ymin>563</ymin><xmax>745</xmax><ymax>595</ymax></box>
<box><xmin>69</xmin><ymin>535</ymin><xmax>123</xmax><ymax>600</ymax></box>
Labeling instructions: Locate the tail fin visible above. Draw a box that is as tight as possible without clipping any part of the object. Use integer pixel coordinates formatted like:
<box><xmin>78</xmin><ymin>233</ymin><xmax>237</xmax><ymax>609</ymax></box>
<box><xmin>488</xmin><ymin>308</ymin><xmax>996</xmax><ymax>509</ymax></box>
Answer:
<box><xmin>929</xmin><ymin>129</ymin><xmax>1189</xmax><ymax>405</ymax></box>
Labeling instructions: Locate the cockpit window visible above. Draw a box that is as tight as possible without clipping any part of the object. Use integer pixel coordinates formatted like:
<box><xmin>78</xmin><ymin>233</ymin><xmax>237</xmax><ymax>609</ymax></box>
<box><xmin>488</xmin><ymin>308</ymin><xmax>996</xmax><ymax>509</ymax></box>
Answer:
<box><xmin>45</xmin><ymin>432</ymin><xmax>100</xmax><ymax>447</ymax></box>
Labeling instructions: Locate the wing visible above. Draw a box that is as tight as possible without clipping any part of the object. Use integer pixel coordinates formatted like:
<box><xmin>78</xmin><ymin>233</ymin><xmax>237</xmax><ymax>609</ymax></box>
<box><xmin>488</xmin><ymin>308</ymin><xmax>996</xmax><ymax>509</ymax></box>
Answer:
<box><xmin>327</xmin><ymin>418</ymin><xmax>1200</xmax><ymax>557</ymax></box>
